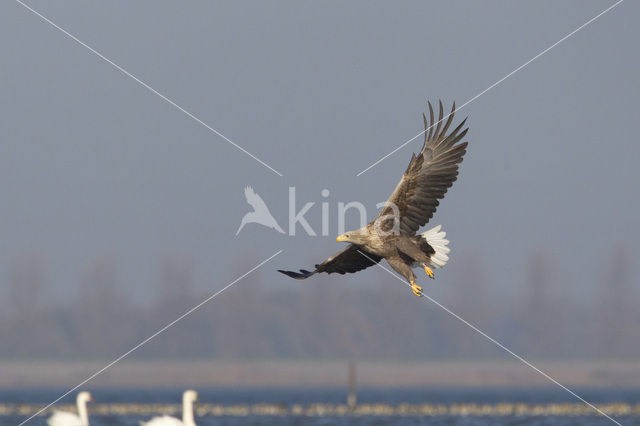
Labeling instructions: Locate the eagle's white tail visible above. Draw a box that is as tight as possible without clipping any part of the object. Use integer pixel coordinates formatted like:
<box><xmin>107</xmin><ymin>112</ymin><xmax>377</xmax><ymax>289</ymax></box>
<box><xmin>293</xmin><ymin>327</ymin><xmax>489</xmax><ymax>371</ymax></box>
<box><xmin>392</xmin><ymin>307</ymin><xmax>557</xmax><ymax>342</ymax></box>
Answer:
<box><xmin>421</xmin><ymin>225</ymin><xmax>450</xmax><ymax>268</ymax></box>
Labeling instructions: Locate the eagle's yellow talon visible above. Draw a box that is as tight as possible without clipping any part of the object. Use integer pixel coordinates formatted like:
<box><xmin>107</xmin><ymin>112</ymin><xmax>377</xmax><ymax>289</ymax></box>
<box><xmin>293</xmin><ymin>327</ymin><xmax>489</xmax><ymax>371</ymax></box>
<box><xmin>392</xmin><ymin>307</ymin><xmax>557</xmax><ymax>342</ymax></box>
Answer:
<box><xmin>410</xmin><ymin>281</ymin><xmax>423</xmax><ymax>297</ymax></box>
<box><xmin>423</xmin><ymin>265</ymin><xmax>434</xmax><ymax>279</ymax></box>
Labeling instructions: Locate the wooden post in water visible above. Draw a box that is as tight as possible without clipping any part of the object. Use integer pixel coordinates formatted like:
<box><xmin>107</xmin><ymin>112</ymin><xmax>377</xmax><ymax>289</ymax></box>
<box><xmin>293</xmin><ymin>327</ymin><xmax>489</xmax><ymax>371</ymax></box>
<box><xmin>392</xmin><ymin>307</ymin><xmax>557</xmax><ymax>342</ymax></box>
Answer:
<box><xmin>347</xmin><ymin>360</ymin><xmax>357</xmax><ymax>411</ymax></box>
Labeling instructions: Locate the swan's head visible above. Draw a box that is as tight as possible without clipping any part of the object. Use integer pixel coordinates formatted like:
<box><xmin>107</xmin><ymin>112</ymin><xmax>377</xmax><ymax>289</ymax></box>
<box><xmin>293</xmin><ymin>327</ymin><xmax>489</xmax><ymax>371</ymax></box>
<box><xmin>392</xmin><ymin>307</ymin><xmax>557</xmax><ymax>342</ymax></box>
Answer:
<box><xmin>183</xmin><ymin>389</ymin><xmax>198</xmax><ymax>404</ymax></box>
<box><xmin>77</xmin><ymin>391</ymin><xmax>93</xmax><ymax>405</ymax></box>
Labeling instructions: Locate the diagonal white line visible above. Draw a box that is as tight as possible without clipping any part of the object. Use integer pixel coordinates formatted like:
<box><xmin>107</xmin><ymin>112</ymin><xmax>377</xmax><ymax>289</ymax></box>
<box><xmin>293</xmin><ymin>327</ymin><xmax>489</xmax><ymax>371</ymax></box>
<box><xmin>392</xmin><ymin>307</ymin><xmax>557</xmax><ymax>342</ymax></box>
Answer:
<box><xmin>14</xmin><ymin>0</ymin><xmax>283</xmax><ymax>177</ymax></box>
<box><xmin>356</xmin><ymin>0</ymin><xmax>624</xmax><ymax>176</ymax></box>
<box><xmin>356</xmin><ymin>250</ymin><xmax>622</xmax><ymax>426</ymax></box>
<box><xmin>17</xmin><ymin>249</ymin><xmax>283</xmax><ymax>426</ymax></box>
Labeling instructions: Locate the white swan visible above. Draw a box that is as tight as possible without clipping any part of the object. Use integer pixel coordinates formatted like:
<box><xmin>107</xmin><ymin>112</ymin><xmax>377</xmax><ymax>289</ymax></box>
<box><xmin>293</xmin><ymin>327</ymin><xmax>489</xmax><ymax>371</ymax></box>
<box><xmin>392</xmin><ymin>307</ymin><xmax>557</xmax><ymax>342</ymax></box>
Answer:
<box><xmin>47</xmin><ymin>391</ymin><xmax>93</xmax><ymax>426</ymax></box>
<box><xmin>141</xmin><ymin>389</ymin><xmax>198</xmax><ymax>426</ymax></box>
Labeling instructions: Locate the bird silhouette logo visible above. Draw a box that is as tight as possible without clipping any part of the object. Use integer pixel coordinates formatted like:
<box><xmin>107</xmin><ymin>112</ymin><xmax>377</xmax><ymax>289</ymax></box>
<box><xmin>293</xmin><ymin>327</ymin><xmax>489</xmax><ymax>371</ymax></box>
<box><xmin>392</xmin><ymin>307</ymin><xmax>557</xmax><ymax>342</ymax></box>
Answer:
<box><xmin>236</xmin><ymin>186</ymin><xmax>285</xmax><ymax>235</ymax></box>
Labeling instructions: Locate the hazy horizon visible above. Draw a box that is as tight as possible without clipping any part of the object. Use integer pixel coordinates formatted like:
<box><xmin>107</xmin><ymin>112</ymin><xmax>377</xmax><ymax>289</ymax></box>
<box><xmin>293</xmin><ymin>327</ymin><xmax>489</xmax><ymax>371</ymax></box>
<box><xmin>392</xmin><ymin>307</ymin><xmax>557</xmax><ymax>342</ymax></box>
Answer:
<box><xmin>1</xmin><ymin>0</ymin><xmax>638</xmax><ymax>367</ymax></box>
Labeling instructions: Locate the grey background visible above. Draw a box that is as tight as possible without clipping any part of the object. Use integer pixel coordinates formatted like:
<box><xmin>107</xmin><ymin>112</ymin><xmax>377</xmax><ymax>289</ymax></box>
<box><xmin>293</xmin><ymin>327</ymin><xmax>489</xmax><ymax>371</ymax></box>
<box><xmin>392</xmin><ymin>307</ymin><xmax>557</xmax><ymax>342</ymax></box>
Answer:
<box><xmin>0</xmin><ymin>1</ymin><xmax>638</xmax><ymax>363</ymax></box>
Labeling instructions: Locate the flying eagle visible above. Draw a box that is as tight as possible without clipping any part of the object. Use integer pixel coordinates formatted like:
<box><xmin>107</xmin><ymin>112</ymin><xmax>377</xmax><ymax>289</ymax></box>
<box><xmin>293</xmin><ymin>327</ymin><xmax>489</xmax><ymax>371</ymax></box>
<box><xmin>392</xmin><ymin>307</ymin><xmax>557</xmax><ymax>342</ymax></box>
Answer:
<box><xmin>278</xmin><ymin>101</ymin><xmax>468</xmax><ymax>296</ymax></box>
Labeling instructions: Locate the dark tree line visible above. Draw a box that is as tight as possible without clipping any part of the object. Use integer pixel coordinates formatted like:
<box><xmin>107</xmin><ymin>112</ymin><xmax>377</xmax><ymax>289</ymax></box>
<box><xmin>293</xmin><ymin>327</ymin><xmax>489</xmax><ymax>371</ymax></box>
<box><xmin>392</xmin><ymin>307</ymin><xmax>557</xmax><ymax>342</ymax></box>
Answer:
<box><xmin>0</xmin><ymin>247</ymin><xmax>638</xmax><ymax>361</ymax></box>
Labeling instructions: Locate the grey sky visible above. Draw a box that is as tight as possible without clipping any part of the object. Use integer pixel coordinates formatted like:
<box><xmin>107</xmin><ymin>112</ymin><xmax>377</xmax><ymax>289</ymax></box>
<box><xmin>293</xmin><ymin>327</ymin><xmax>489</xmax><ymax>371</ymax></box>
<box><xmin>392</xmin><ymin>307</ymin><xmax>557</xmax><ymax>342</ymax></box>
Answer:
<box><xmin>1</xmin><ymin>0</ymin><xmax>638</xmax><ymax>307</ymax></box>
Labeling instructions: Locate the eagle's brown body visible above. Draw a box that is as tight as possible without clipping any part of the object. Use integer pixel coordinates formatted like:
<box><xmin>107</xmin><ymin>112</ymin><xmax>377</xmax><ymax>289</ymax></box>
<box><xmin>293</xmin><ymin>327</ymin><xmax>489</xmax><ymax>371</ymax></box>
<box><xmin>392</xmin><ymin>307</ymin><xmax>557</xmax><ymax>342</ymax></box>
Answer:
<box><xmin>351</xmin><ymin>222</ymin><xmax>435</xmax><ymax>283</ymax></box>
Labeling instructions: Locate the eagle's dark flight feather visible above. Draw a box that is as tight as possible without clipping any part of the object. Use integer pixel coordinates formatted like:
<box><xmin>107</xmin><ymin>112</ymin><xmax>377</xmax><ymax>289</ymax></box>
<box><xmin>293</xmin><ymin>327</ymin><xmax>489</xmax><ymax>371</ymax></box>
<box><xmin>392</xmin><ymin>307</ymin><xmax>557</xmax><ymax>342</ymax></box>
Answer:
<box><xmin>377</xmin><ymin>101</ymin><xmax>468</xmax><ymax>236</ymax></box>
<box><xmin>278</xmin><ymin>245</ymin><xmax>382</xmax><ymax>279</ymax></box>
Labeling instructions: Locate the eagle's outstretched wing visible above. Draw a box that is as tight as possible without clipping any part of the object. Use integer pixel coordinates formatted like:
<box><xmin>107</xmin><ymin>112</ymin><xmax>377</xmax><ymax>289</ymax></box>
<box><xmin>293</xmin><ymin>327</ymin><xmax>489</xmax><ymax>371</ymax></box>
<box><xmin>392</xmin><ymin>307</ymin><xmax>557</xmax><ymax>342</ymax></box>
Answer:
<box><xmin>377</xmin><ymin>101</ymin><xmax>468</xmax><ymax>236</ymax></box>
<box><xmin>278</xmin><ymin>245</ymin><xmax>382</xmax><ymax>279</ymax></box>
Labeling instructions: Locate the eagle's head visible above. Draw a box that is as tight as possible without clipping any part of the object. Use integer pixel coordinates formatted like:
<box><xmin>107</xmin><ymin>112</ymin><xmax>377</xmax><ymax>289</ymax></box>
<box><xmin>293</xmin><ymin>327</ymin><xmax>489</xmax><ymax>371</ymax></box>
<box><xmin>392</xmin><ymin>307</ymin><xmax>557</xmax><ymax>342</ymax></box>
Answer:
<box><xmin>336</xmin><ymin>228</ymin><xmax>369</xmax><ymax>245</ymax></box>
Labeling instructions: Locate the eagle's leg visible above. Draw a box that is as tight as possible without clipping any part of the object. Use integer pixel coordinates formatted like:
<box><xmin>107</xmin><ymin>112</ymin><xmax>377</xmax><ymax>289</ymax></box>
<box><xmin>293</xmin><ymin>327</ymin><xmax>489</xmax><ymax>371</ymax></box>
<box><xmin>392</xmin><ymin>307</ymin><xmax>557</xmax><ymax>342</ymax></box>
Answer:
<box><xmin>410</xmin><ymin>280</ymin><xmax>423</xmax><ymax>297</ymax></box>
<box><xmin>386</xmin><ymin>256</ymin><xmax>423</xmax><ymax>297</ymax></box>
<box><xmin>423</xmin><ymin>264</ymin><xmax>434</xmax><ymax>279</ymax></box>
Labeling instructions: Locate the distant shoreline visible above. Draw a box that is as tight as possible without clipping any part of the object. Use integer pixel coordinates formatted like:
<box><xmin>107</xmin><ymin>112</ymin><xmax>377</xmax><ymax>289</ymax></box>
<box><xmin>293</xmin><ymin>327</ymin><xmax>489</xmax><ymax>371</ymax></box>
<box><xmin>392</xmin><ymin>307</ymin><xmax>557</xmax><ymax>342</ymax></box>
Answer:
<box><xmin>1</xmin><ymin>360</ymin><xmax>638</xmax><ymax>389</ymax></box>
<box><xmin>3</xmin><ymin>401</ymin><xmax>640</xmax><ymax>418</ymax></box>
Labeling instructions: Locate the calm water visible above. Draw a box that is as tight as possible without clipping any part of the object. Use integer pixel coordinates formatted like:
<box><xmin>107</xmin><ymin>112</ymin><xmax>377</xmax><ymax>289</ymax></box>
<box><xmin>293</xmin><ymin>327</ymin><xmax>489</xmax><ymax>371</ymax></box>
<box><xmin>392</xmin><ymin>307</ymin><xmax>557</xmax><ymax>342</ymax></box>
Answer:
<box><xmin>3</xmin><ymin>387</ymin><xmax>639</xmax><ymax>425</ymax></box>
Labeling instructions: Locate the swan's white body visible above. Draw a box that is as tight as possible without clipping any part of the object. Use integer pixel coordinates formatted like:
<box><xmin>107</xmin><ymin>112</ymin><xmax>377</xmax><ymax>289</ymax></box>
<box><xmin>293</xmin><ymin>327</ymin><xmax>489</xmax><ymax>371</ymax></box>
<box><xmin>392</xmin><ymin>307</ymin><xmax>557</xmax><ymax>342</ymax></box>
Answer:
<box><xmin>141</xmin><ymin>415</ymin><xmax>186</xmax><ymax>426</ymax></box>
<box><xmin>141</xmin><ymin>390</ymin><xmax>198</xmax><ymax>426</ymax></box>
<box><xmin>47</xmin><ymin>391</ymin><xmax>93</xmax><ymax>426</ymax></box>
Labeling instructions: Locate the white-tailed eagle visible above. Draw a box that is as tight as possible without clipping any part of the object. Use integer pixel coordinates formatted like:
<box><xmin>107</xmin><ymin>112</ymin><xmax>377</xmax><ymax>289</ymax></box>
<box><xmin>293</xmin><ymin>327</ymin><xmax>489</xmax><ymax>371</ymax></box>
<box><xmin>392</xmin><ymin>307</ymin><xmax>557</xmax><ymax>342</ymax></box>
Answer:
<box><xmin>279</xmin><ymin>101</ymin><xmax>468</xmax><ymax>296</ymax></box>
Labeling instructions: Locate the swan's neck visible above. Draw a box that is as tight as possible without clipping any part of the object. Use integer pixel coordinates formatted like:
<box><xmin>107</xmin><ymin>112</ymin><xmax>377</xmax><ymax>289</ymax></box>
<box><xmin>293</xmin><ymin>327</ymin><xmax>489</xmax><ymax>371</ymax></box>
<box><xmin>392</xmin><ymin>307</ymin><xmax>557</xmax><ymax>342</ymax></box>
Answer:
<box><xmin>77</xmin><ymin>398</ymin><xmax>89</xmax><ymax>426</ymax></box>
<box><xmin>182</xmin><ymin>396</ymin><xmax>195</xmax><ymax>426</ymax></box>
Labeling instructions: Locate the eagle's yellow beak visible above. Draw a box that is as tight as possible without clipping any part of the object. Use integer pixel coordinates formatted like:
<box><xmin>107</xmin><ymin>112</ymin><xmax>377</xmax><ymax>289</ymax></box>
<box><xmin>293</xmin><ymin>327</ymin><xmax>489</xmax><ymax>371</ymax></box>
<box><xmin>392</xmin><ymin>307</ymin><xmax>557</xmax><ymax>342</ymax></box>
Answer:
<box><xmin>336</xmin><ymin>234</ymin><xmax>347</xmax><ymax>242</ymax></box>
